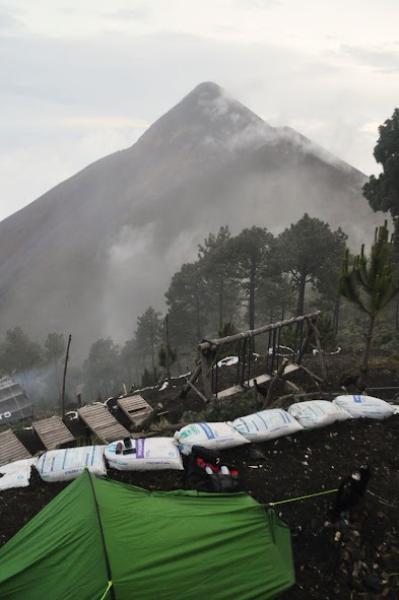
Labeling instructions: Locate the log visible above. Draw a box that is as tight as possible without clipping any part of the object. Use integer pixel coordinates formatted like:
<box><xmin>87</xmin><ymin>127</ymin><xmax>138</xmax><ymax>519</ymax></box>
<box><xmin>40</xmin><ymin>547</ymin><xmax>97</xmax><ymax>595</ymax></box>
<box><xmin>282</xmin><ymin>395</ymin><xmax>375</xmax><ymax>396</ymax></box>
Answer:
<box><xmin>198</xmin><ymin>311</ymin><xmax>321</xmax><ymax>351</ymax></box>
<box><xmin>180</xmin><ymin>364</ymin><xmax>202</xmax><ymax>398</ymax></box>
<box><xmin>187</xmin><ymin>380</ymin><xmax>209</xmax><ymax>404</ymax></box>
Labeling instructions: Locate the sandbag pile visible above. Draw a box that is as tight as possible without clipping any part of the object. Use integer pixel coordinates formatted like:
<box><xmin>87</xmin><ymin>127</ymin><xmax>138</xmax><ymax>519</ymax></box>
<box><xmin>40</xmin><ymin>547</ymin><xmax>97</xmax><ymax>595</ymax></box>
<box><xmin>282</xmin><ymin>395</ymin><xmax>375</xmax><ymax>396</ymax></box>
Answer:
<box><xmin>0</xmin><ymin>394</ymin><xmax>397</xmax><ymax>489</ymax></box>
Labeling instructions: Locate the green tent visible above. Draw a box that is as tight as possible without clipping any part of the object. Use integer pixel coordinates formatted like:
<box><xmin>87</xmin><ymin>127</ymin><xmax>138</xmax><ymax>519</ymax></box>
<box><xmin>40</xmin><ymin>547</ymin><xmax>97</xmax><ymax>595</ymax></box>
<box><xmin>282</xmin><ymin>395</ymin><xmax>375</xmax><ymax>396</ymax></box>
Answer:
<box><xmin>0</xmin><ymin>471</ymin><xmax>294</xmax><ymax>599</ymax></box>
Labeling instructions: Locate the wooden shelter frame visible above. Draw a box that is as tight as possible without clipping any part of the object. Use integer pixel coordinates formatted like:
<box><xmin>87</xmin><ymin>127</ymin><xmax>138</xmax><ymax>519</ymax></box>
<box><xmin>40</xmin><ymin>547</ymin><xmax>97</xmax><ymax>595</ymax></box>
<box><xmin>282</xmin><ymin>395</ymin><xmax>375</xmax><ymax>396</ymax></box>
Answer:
<box><xmin>183</xmin><ymin>311</ymin><xmax>323</xmax><ymax>401</ymax></box>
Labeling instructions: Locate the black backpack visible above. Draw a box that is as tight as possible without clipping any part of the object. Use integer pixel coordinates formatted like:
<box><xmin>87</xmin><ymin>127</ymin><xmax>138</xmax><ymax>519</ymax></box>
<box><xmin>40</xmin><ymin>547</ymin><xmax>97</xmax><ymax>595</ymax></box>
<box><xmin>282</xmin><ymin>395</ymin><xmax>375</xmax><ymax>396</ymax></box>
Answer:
<box><xmin>184</xmin><ymin>445</ymin><xmax>241</xmax><ymax>493</ymax></box>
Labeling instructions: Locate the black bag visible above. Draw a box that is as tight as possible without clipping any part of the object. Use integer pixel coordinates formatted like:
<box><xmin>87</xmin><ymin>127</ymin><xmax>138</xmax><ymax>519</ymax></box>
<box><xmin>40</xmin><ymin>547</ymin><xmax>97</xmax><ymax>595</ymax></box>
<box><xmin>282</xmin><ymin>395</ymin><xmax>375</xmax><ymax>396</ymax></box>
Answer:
<box><xmin>184</xmin><ymin>445</ymin><xmax>240</xmax><ymax>493</ymax></box>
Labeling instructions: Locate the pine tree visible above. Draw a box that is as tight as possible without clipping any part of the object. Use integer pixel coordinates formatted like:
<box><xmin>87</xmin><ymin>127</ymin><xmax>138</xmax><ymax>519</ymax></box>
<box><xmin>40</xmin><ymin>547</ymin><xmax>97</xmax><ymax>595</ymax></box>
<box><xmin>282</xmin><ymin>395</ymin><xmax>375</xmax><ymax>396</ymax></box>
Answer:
<box><xmin>340</xmin><ymin>222</ymin><xmax>399</xmax><ymax>372</ymax></box>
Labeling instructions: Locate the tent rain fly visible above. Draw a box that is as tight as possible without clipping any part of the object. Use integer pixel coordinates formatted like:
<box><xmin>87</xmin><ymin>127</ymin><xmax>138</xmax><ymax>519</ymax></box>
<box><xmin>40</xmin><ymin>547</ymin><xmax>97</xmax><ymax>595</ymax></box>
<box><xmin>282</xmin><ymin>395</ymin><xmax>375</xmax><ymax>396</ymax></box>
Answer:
<box><xmin>0</xmin><ymin>471</ymin><xmax>294</xmax><ymax>599</ymax></box>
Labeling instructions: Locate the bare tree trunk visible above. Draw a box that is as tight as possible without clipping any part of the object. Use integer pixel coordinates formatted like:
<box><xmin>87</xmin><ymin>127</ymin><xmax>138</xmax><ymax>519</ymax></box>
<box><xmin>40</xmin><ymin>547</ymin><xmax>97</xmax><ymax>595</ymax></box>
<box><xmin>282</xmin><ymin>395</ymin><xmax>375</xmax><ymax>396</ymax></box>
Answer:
<box><xmin>195</xmin><ymin>294</ymin><xmax>201</xmax><ymax>339</ymax></box>
<box><xmin>281</xmin><ymin>302</ymin><xmax>286</xmax><ymax>321</ymax></box>
<box><xmin>395</xmin><ymin>299</ymin><xmax>399</xmax><ymax>332</ymax></box>
<box><xmin>249</xmin><ymin>259</ymin><xmax>256</xmax><ymax>330</ymax></box>
<box><xmin>333</xmin><ymin>294</ymin><xmax>341</xmax><ymax>335</ymax></box>
<box><xmin>61</xmin><ymin>334</ymin><xmax>72</xmax><ymax>417</ymax></box>
<box><xmin>296</xmin><ymin>273</ymin><xmax>307</xmax><ymax>316</ymax></box>
<box><xmin>362</xmin><ymin>314</ymin><xmax>376</xmax><ymax>373</ymax></box>
<box><xmin>165</xmin><ymin>314</ymin><xmax>171</xmax><ymax>379</ymax></box>
<box><xmin>218</xmin><ymin>277</ymin><xmax>224</xmax><ymax>332</ymax></box>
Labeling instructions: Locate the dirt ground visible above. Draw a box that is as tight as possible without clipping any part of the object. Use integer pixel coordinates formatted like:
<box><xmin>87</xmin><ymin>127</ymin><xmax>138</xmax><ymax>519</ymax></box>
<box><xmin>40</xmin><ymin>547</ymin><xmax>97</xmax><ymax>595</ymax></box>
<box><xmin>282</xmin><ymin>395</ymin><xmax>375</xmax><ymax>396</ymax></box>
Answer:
<box><xmin>1</xmin><ymin>357</ymin><xmax>399</xmax><ymax>599</ymax></box>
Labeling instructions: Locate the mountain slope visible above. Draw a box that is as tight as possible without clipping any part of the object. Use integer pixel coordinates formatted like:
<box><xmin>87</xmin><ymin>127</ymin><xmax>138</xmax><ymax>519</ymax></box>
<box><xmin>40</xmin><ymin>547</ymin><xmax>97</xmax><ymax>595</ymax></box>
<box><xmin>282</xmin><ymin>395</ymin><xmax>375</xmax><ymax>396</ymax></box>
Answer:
<box><xmin>0</xmin><ymin>82</ymin><xmax>381</xmax><ymax>349</ymax></box>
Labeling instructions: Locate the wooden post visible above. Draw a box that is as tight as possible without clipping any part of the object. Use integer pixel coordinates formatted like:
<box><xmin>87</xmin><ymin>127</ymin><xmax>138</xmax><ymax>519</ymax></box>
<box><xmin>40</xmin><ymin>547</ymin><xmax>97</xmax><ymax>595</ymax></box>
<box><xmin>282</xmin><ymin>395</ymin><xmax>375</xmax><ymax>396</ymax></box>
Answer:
<box><xmin>200</xmin><ymin>351</ymin><xmax>213</xmax><ymax>399</ymax></box>
<box><xmin>264</xmin><ymin>358</ymin><xmax>289</xmax><ymax>408</ymax></box>
<box><xmin>61</xmin><ymin>334</ymin><xmax>72</xmax><ymax>417</ymax></box>
<box><xmin>296</xmin><ymin>318</ymin><xmax>312</xmax><ymax>364</ymax></box>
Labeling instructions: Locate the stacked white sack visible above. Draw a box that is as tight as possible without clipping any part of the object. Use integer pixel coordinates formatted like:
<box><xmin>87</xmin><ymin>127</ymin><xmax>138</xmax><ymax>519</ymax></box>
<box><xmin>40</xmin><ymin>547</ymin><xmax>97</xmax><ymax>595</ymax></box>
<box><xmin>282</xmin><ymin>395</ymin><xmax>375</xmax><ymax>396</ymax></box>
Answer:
<box><xmin>231</xmin><ymin>409</ymin><xmax>303</xmax><ymax>442</ymax></box>
<box><xmin>37</xmin><ymin>446</ymin><xmax>106</xmax><ymax>482</ymax></box>
<box><xmin>333</xmin><ymin>395</ymin><xmax>395</xmax><ymax>419</ymax></box>
<box><xmin>288</xmin><ymin>400</ymin><xmax>352</xmax><ymax>429</ymax></box>
<box><xmin>175</xmin><ymin>422</ymin><xmax>249</xmax><ymax>455</ymax></box>
<box><xmin>105</xmin><ymin>437</ymin><xmax>183</xmax><ymax>471</ymax></box>
<box><xmin>0</xmin><ymin>458</ymin><xmax>37</xmax><ymax>491</ymax></box>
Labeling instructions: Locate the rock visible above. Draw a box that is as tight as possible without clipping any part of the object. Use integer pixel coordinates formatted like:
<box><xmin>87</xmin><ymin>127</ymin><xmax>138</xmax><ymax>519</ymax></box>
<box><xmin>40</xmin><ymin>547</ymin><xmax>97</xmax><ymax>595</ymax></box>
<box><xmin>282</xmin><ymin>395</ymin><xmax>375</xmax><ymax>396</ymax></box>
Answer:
<box><xmin>249</xmin><ymin>447</ymin><xmax>266</xmax><ymax>460</ymax></box>
<box><xmin>364</xmin><ymin>573</ymin><xmax>382</xmax><ymax>593</ymax></box>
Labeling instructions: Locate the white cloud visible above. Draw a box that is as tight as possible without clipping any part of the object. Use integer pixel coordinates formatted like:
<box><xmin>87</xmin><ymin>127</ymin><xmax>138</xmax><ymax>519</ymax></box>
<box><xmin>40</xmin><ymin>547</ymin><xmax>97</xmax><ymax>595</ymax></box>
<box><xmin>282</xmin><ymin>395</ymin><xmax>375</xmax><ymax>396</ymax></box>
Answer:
<box><xmin>0</xmin><ymin>0</ymin><xmax>398</xmax><ymax>220</ymax></box>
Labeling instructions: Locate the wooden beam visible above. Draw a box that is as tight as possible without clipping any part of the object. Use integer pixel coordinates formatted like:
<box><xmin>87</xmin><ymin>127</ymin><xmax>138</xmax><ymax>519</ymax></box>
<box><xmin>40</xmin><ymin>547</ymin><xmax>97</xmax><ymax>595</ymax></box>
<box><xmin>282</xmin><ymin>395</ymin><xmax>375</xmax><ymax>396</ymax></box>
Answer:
<box><xmin>180</xmin><ymin>364</ymin><xmax>202</xmax><ymax>399</ymax></box>
<box><xmin>187</xmin><ymin>380</ymin><xmax>209</xmax><ymax>404</ymax></box>
<box><xmin>198</xmin><ymin>311</ymin><xmax>321</xmax><ymax>351</ymax></box>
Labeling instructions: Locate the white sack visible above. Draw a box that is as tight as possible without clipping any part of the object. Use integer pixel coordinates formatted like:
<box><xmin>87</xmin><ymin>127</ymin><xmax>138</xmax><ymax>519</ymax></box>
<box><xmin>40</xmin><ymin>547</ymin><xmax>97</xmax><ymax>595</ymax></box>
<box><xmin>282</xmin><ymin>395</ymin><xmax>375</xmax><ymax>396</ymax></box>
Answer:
<box><xmin>105</xmin><ymin>437</ymin><xmax>183</xmax><ymax>471</ymax></box>
<box><xmin>37</xmin><ymin>446</ymin><xmax>106</xmax><ymax>482</ymax></box>
<box><xmin>0</xmin><ymin>458</ymin><xmax>37</xmax><ymax>491</ymax></box>
<box><xmin>288</xmin><ymin>400</ymin><xmax>351</xmax><ymax>429</ymax></box>
<box><xmin>231</xmin><ymin>409</ymin><xmax>303</xmax><ymax>442</ymax></box>
<box><xmin>175</xmin><ymin>422</ymin><xmax>249</xmax><ymax>455</ymax></box>
<box><xmin>216</xmin><ymin>356</ymin><xmax>239</xmax><ymax>368</ymax></box>
<box><xmin>333</xmin><ymin>395</ymin><xmax>395</xmax><ymax>420</ymax></box>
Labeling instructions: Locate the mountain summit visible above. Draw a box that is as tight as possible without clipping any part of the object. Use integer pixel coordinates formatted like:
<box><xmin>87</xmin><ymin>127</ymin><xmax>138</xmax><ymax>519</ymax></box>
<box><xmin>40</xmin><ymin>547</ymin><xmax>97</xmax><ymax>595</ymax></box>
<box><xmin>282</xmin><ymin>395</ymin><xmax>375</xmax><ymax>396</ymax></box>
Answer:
<box><xmin>0</xmin><ymin>83</ymin><xmax>380</xmax><ymax>348</ymax></box>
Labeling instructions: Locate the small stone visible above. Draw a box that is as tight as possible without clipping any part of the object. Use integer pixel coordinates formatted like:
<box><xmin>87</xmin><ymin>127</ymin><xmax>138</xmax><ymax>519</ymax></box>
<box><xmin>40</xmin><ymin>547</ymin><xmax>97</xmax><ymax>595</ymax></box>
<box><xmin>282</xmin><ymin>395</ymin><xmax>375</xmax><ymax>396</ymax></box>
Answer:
<box><xmin>363</xmin><ymin>573</ymin><xmax>382</xmax><ymax>593</ymax></box>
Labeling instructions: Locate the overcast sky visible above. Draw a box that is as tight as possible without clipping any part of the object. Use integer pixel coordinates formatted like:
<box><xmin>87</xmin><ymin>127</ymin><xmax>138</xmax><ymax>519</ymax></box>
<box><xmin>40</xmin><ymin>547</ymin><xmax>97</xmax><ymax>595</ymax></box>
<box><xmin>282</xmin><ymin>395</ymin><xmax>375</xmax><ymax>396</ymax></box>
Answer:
<box><xmin>1</xmin><ymin>0</ymin><xmax>398</xmax><ymax>221</ymax></box>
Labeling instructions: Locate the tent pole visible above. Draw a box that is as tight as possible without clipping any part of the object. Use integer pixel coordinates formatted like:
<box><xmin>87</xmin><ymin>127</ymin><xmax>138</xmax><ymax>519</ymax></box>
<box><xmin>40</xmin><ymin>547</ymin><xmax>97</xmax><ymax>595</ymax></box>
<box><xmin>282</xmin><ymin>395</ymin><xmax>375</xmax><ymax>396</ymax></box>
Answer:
<box><xmin>87</xmin><ymin>471</ymin><xmax>116</xmax><ymax>600</ymax></box>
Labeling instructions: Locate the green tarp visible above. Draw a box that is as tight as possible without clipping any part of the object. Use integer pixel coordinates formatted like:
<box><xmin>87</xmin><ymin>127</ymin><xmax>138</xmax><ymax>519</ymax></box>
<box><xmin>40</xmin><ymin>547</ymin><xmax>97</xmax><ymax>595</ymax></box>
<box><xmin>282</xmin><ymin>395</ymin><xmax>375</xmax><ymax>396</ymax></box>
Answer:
<box><xmin>0</xmin><ymin>471</ymin><xmax>294</xmax><ymax>599</ymax></box>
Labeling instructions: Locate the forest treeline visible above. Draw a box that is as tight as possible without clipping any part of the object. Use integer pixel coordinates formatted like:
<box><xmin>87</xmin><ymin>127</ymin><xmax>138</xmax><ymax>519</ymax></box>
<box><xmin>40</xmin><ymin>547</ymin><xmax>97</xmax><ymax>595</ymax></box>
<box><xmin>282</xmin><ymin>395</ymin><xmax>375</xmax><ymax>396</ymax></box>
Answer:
<box><xmin>1</xmin><ymin>108</ymin><xmax>398</xmax><ymax>405</ymax></box>
<box><xmin>1</xmin><ymin>213</ymin><xmax>398</xmax><ymax>405</ymax></box>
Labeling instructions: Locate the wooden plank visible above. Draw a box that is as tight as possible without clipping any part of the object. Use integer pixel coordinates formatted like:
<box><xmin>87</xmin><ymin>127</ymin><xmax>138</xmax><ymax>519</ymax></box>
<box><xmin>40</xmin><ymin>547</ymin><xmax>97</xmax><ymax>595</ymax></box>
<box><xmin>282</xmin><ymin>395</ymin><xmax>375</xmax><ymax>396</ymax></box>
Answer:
<box><xmin>32</xmin><ymin>416</ymin><xmax>75</xmax><ymax>450</ymax></box>
<box><xmin>217</xmin><ymin>365</ymin><xmax>300</xmax><ymax>400</ymax></box>
<box><xmin>78</xmin><ymin>404</ymin><xmax>129</xmax><ymax>443</ymax></box>
<box><xmin>217</xmin><ymin>384</ymin><xmax>244</xmax><ymax>399</ymax></box>
<box><xmin>117</xmin><ymin>395</ymin><xmax>153</xmax><ymax>427</ymax></box>
<box><xmin>0</xmin><ymin>429</ymin><xmax>31</xmax><ymax>466</ymax></box>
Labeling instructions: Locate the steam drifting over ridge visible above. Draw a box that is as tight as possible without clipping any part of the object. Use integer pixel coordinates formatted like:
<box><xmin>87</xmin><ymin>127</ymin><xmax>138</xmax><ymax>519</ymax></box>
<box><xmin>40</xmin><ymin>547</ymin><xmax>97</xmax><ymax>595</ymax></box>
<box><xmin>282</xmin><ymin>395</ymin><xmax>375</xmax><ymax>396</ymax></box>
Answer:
<box><xmin>0</xmin><ymin>82</ymin><xmax>382</xmax><ymax>353</ymax></box>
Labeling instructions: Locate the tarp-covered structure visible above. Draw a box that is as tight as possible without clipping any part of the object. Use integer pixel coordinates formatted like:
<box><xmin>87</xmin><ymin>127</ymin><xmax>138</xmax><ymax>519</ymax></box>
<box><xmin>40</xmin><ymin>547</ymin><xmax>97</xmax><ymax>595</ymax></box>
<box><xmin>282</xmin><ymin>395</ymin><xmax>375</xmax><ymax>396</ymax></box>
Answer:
<box><xmin>0</xmin><ymin>471</ymin><xmax>295</xmax><ymax>599</ymax></box>
<box><xmin>0</xmin><ymin>375</ymin><xmax>32</xmax><ymax>424</ymax></box>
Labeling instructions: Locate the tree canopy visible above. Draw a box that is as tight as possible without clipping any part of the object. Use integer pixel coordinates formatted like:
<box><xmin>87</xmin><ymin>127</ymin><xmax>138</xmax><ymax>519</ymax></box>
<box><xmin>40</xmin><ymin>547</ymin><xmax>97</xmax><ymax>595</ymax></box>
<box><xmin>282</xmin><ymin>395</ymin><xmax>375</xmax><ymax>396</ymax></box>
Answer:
<box><xmin>340</xmin><ymin>222</ymin><xmax>399</xmax><ymax>371</ymax></box>
<box><xmin>363</xmin><ymin>108</ymin><xmax>399</xmax><ymax>230</ymax></box>
<box><xmin>275</xmin><ymin>214</ymin><xmax>347</xmax><ymax>315</ymax></box>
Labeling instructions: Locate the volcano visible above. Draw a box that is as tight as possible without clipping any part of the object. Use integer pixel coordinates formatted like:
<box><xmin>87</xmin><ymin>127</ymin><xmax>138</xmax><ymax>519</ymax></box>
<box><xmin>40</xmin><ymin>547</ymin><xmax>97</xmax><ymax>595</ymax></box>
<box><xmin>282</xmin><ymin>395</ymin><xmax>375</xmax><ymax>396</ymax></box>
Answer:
<box><xmin>0</xmin><ymin>82</ymin><xmax>381</xmax><ymax>349</ymax></box>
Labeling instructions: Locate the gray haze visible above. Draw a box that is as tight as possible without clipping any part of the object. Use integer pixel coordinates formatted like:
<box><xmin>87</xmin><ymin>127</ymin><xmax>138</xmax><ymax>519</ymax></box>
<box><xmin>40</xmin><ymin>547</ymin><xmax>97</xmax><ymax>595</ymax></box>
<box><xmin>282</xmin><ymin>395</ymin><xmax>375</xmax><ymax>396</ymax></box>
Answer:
<box><xmin>0</xmin><ymin>83</ymin><xmax>382</xmax><ymax>354</ymax></box>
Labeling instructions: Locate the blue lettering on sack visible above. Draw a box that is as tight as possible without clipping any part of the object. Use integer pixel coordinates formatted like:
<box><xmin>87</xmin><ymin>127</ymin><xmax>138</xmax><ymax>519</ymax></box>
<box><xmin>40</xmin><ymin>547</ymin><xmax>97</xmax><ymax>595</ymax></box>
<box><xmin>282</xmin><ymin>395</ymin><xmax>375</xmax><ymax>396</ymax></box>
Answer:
<box><xmin>199</xmin><ymin>422</ymin><xmax>215</xmax><ymax>439</ymax></box>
